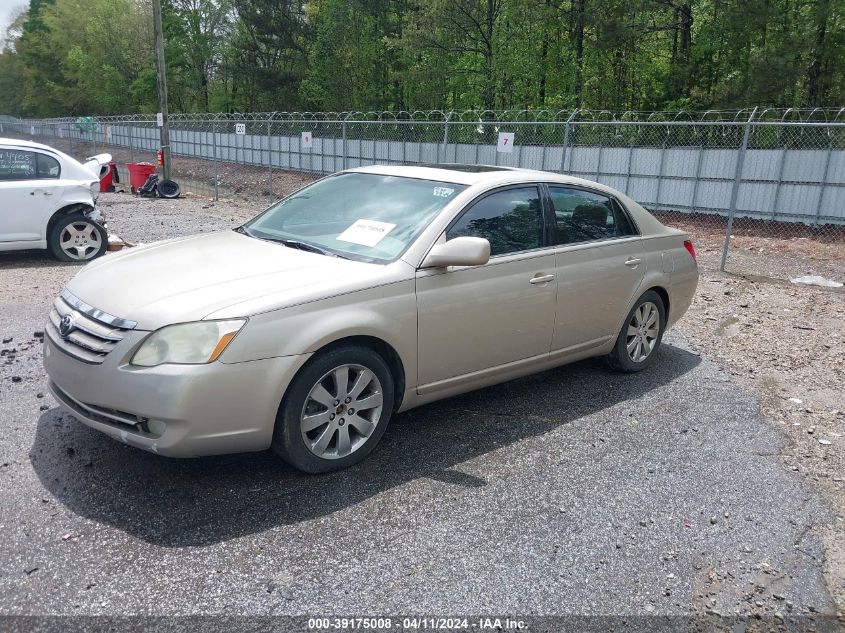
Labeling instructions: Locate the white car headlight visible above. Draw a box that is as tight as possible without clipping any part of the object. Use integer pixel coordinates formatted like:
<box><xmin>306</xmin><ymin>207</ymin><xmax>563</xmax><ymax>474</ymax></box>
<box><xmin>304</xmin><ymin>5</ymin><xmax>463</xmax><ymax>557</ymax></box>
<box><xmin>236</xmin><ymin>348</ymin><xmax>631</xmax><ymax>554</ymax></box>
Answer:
<box><xmin>90</xmin><ymin>182</ymin><xmax>100</xmax><ymax>202</ymax></box>
<box><xmin>131</xmin><ymin>319</ymin><xmax>246</xmax><ymax>367</ymax></box>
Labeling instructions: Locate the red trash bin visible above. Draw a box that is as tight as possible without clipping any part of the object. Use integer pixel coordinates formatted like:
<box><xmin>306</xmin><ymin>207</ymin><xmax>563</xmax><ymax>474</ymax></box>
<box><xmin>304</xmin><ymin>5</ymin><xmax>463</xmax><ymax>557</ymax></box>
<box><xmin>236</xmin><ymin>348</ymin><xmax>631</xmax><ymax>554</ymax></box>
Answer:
<box><xmin>127</xmin><ymin>162</ymin><xmax>157</xmax><ymax>192</ymax></box>
<box><xmin>99</xmin><ymin>162</ymin><xmax>118</xmax><ymax>192</ymax></box>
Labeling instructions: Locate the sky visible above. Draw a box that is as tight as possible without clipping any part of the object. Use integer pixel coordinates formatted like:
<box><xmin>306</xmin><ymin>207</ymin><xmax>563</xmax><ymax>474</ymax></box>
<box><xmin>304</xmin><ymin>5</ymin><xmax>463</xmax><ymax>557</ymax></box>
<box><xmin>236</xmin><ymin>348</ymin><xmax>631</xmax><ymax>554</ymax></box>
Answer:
<box><xmin>0</xmin><ymin>0</ymin><xmax>26</xmax><ymax>43</ymax></box>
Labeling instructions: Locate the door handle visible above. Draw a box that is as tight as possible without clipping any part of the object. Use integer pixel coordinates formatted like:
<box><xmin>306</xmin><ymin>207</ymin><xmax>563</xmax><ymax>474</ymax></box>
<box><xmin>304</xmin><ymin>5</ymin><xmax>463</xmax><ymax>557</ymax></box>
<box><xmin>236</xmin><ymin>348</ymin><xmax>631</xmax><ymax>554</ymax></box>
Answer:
<box><xmin>42</xmin><ymin>191</ymin><xmax>53</xmax><ymax>196</ymax></box>
<box><xmin>529</xmin><ymin>273</ymin><xmax>555</xmax><ymax>284</ymax></box>
<box><xmin>625</xmin><ymin>258</ymin><xmax>642</xmax><ymax>267</ymax></box>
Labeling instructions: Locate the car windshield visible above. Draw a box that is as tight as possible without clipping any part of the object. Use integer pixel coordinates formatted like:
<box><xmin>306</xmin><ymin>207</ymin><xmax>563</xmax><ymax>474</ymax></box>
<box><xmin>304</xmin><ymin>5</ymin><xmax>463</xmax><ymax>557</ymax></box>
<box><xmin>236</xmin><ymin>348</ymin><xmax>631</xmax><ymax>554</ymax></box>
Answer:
<box><xmin>242</xmin><ymin>173</ymin><xmax>466</xmax><ymax>263</ymax></box>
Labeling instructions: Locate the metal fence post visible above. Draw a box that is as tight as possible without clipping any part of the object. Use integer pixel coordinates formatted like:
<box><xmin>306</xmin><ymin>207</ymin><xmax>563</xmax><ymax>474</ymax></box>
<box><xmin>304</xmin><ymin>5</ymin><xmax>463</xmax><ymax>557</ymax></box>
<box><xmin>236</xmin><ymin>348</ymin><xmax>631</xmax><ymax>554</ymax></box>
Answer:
<box><xmin>213</xmin><ymin>121</ymin><xmax>219</xmax><ymax>201</ymax></box>
<box><xmin>267</xmin><ymin>118</ymin><xmax>273</xmax><ymax>200</ymax></box>
<box><xmin>128</xmin><ymin>125</ymin><xmax>134</xmax><ymax>163</ymax></box>
<box><xmin>690</xmin><ymin>142</ymin><xmax>704</xmax><ymax>212</ymax></box>
<box><xmin>815</xmin><ymin>134</ymin><xmax>833</xmax><ymax>223</ymax></box>
<box><xmin>440</xmin><ymin>117</ymin><xmax>450</xmax><ymax>165</ymax></box>
<box><xmin>655</xmin><ymin>135</ymin><xmax>668</xmax><ymax>209</ymax></box>
<box><xmin>342</xmin><ymin>120</ymin><xmax>348</xmax><ymax>170</ymax></box>
<box><xmin>719</xmin><ymin>107</ymin><xmax>758</xmax><ymax>271</ymax></box>
<box><xmin>770</xmin><ymin>146</ymin><xmax>788</xmax><ymax>221</ymax></box>
<box><xmin>560</xmin><ymin>109</ymin><xmax>578</xmax><ymax>173</ymax></box>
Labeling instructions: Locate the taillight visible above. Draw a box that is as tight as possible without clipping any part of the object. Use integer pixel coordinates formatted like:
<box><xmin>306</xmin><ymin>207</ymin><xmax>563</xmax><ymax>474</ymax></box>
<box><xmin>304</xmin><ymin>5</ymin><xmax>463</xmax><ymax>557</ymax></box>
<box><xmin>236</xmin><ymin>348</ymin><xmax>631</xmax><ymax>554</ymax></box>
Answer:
<box><xmin>683</xmin><ymin>239</ymin><xmax>697</xmax><ymax>263</ymax></box>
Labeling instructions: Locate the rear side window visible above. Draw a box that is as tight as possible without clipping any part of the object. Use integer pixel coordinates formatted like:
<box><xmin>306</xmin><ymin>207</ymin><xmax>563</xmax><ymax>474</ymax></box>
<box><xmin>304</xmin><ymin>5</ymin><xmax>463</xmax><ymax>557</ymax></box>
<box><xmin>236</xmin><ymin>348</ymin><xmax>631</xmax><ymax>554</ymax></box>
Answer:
<box><xmin>447</xmin><ymin>186</ymin><xmax>543</xmax><ymax>256</ymax></box>
<box><xmin>36</xmin><ymin>153</ymin><xmax>61</xmax><ymax>179</ymax></box>
<box><xmin>0</xmin><ymin>150</ymin><xmax>37</xmax><ymax>181</ymax></box>
<box><xmin>549</xmin><ymin>186</ymin><xmax>636</xmax><ymax>245</ymax></box>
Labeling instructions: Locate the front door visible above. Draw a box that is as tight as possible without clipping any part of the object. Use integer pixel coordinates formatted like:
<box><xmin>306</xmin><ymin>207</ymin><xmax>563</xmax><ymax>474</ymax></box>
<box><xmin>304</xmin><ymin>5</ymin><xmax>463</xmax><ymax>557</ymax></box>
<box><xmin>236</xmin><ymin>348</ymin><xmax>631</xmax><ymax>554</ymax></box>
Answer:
<box><xmin>0</xmin><ymin>149</ymin><xmax>62</xmax><ymax>243</ymax></box>
<box><xmin>416</xmin><ymin>185</ymin><xmax>557</xmax><ymax>388</ymax></box>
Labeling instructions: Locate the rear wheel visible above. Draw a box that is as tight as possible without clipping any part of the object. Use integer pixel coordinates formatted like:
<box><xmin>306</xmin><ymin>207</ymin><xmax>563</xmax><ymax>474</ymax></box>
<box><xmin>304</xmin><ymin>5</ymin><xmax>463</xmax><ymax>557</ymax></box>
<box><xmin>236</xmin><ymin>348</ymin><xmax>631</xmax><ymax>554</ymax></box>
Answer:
<box><xmin>272</xmin><ymin>345</ymin><xmax>394</xmax><ymax>473</ymax></box>
<box><xmin>607</xmin><ymin>290</ymin><xmax>665</xmax><ymax>373</ymax></box>
<box><xmin>48</xmin><ymin>213</ymin><xmax>107</xmax><ymax>262</ymax></box>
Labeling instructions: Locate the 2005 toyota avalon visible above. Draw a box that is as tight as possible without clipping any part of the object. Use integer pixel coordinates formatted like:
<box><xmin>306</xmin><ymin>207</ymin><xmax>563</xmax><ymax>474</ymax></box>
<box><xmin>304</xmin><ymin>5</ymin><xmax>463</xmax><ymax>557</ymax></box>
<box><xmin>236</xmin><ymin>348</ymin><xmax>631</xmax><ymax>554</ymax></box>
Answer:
<box><xmin>44</xmin><ymin>164</ymin><xmax>698</xmax><ymax>472</ymax></box>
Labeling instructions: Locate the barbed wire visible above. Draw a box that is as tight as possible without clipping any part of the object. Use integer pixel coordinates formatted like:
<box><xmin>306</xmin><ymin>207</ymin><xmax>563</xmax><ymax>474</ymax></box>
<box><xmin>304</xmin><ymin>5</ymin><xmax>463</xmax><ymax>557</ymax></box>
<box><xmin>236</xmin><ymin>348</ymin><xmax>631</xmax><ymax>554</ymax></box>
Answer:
<box><xmin>7</xmin><ymin>107</ymin><xmax>845</xmax><ymax>126</ymax></box>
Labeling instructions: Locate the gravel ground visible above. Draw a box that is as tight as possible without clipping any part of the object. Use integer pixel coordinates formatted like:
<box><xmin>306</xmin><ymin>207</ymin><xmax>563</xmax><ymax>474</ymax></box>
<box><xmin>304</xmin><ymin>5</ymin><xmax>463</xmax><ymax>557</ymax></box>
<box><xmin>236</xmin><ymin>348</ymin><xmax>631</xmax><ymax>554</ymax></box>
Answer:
<box><xmin>0</xmin><ymin>192</ymin><xmax>843</xmax><ymax>627</ymax></box>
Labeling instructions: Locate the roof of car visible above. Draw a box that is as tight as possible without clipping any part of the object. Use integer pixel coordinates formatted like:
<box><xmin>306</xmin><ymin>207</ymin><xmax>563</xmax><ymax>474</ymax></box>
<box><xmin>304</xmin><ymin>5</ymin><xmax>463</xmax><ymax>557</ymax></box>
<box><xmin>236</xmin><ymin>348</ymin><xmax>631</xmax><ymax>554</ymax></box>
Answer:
<box><xmin>348</xmin><ymin>163</ymin><xmax>594</xmax><ymax>187</ymax></box>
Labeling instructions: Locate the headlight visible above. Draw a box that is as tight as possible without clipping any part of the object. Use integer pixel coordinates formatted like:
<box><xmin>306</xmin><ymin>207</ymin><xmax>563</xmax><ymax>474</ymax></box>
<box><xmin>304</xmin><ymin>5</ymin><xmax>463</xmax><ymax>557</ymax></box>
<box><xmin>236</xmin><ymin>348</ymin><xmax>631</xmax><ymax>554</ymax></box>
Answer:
<box><xmin>130</xmin><ymin>319</ymin><xmax>246</xmax><ymax>367</ymax></box>
<box><xmin>90</xmin><ymin>182</ymin><xmax>100</xmax><ymax>202</ymax></box>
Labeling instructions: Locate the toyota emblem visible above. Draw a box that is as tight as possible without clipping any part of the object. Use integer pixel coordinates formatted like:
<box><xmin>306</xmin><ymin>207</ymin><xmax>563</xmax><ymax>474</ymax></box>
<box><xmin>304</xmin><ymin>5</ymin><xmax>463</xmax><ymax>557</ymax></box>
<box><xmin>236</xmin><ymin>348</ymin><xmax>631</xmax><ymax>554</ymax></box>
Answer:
<box><xmin>58</xmin><ymin>313</ymin><xmax>75</xmax><ymax>338</ymax></box>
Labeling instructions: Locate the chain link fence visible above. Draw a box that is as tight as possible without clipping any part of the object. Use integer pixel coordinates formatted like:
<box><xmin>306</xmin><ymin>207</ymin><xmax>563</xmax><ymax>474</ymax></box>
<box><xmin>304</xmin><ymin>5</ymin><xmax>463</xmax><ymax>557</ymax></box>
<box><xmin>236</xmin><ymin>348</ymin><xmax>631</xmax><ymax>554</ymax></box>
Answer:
<box><xmin>2</xmin><ymin>108</ymin><xmax>843</xmax><ymax>285</ymax></box>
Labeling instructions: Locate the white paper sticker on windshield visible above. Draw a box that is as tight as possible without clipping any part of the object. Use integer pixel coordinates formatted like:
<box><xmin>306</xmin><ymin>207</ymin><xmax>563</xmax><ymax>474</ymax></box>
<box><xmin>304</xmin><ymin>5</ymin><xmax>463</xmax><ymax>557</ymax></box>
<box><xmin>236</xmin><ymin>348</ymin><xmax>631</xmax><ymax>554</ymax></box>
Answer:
<box><xmin>433</xmin><ymin>186</ymin><xmax>454</xmax><ymax>198</ymax></box>
<box><xmin>337</xmin><ymin>219</ymin><xmax>396</xmax><ymax>247</ymax></box>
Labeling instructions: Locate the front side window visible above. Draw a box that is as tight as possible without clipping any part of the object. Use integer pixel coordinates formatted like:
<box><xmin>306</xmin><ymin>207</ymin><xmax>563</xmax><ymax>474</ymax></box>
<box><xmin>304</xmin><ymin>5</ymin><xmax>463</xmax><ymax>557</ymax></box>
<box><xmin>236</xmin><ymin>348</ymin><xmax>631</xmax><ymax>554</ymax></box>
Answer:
<box><xmin>243</xmin><ymin>173</ymin><xmax>466</xmax><ymax>263</ymax></box>
<box><xmin>447</xmin><ymin>186</ymin><xmax>543</xmax><ymax>256</ymax></box>
<box><xmin>549</xmin><ymin>186</ymin><xmax>635</xmax><ymax>245</ymax></box>
<box><xmin>0</xmin><ymin>150</ymin><xmax>37</xmax><ymax>181</ymax></box>
<box><xmin>36</xmin><ymin>153</ymin><xmax>61</xmax><ymax>179</ymax></box>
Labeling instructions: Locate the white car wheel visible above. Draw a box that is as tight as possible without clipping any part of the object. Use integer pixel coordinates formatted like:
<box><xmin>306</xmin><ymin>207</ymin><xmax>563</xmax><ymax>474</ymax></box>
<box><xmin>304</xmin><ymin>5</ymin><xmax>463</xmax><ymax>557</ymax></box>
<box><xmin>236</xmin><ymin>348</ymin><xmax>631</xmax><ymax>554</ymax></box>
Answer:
<box><xmin>49</xmin><ymin>214</ymin><xmax>107</xmax><ymax>262</ymax></box>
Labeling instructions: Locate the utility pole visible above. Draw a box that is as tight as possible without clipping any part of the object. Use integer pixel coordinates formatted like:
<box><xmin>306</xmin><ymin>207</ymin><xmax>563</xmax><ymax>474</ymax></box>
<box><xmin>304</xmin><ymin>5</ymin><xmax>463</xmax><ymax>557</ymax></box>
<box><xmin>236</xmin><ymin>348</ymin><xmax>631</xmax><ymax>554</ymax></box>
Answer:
<box><xmin>152</xmin><ymin>0</ymin><xmax>171</xmax><ymax>180</ymax></box>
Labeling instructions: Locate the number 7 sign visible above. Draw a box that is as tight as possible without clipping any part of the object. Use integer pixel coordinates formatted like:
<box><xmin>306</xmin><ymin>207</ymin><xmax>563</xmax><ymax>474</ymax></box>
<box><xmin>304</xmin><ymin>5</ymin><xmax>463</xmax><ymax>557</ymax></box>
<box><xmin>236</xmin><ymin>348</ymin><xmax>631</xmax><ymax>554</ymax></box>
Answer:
<box><xmin>497</xmin><ymin>132</ymin><xmax>515</xmax><ymax>153</ymax></box>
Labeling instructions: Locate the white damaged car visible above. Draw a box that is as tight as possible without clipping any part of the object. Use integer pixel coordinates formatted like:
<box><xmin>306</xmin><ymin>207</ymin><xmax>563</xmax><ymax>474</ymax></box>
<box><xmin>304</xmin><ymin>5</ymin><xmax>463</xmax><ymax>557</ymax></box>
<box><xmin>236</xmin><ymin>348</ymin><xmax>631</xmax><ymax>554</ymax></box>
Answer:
<box><xmin>0</xmin><ymin>138</ymin><xmax>111</xmax><ymax>261</ymax></box>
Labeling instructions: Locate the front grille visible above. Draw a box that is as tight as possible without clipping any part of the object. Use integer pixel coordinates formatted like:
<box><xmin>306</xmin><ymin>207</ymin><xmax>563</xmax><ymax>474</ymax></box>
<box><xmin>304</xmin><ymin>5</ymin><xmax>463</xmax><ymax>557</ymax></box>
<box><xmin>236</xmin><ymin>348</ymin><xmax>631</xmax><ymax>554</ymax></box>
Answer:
<box><xmin>46</xmin><ymin>290</ymin><xmax>135</xmax><ymax>364</ymax></box>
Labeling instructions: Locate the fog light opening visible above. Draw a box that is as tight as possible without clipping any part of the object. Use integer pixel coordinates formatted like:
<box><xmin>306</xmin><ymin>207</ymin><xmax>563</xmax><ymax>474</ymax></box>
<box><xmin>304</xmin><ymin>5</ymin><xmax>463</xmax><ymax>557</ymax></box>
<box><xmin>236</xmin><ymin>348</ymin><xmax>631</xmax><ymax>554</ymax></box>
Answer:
<box><xmin>137</xmin><ymin>418</ymin><xmax>167</xmax><ymax>437</ymax></box>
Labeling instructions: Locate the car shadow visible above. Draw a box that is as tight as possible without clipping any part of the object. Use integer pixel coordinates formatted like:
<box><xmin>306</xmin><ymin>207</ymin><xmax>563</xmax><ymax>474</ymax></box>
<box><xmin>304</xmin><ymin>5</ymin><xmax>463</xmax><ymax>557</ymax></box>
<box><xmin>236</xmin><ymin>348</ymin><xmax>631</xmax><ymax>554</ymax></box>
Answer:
<box><xmin>29</xmin><ymin>343</ymin><xmax>701</xmax><ymax>547</ymax></box>
<box><xmin>0</xmin><ymin>250</ymin><xmax>82</xmax><ymax>270</ymax></box>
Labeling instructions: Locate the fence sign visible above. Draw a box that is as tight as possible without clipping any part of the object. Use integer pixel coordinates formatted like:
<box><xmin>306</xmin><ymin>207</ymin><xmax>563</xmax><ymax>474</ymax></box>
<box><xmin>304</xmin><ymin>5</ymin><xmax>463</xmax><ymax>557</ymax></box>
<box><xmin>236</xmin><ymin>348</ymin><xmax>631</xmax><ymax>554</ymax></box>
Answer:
<box><xmin>156</xmin><ymin>112</ymin><xmax>164</xmax><ymax>127</ymax></box>
<box><xmin>301</xmin><ymin>131</ymin><xmax>313</xmax><ymax>149</ymax></box>
<box><xmin>497</xmin><ymin>132</ymin><xmax>514</xmax><ymax>153</ymax></box>
<box><xmin>235</xmin><ymin>123</ymin><xmax>246</xmax><ymax>135</ymax></box>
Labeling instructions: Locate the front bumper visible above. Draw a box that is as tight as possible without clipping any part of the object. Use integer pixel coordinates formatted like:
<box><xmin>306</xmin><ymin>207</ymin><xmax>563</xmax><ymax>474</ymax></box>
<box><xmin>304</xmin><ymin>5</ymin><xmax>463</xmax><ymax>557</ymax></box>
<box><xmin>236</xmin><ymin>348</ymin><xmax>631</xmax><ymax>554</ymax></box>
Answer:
<box><xmin>43</xmin><ymin>332</ymin><xmax>309</xmax><ymax>457</ymax></box>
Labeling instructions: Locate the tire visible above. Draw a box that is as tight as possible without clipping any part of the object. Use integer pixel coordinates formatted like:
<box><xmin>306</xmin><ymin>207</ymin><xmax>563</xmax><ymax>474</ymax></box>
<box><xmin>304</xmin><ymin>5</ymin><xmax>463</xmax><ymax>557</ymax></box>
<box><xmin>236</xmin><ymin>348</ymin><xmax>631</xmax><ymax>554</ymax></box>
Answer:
<box><xmin>48</xmin><ymin>213</ymin><xmax>108</xmax><ymax>262</ymax></box>
<box><xmin>157</xmin><ymin>179</ymin><xmax>181</xmax><ymax>199</ymax></box>
<box><xmin>607</xmin><ymin>290</ymin><xmax>666</xmax><ymax>373</ymax></box>
<box><xmin>272</xmin><ymin>345</ymin><xmax>395</xmax><ymax>473</ymax></box>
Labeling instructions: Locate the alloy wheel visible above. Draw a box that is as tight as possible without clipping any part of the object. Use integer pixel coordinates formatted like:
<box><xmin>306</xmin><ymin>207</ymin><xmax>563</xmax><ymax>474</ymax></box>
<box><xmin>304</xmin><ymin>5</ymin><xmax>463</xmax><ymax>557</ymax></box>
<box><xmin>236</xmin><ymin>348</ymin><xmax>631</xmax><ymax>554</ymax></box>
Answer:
<box><xmin>60</xmin><ymin>221</ymin><xmax>103</xmax><ymax>261</ymax></box>
<box><xmin>626</xmin><ymin>301</ymin><xmax>660</xmax><ymax>362</ymax></box>
<box><xmin>300</xmin><ymin>364</ymin><xmax>384</xmax><ymax>460</ymax></box>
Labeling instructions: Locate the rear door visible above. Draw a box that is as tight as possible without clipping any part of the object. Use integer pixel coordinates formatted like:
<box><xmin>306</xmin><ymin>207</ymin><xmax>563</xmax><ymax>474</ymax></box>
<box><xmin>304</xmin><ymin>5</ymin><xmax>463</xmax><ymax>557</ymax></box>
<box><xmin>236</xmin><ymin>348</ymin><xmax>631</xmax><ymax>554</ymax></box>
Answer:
<box><xmin>0</xmin><ymin>148</ymin><xmax>64</xmax><ymax>243</ymax></box>
<box><xmin>546</xmin><ymin>185</ymin><xmax>645</xmax><ymax>354</ymax></box>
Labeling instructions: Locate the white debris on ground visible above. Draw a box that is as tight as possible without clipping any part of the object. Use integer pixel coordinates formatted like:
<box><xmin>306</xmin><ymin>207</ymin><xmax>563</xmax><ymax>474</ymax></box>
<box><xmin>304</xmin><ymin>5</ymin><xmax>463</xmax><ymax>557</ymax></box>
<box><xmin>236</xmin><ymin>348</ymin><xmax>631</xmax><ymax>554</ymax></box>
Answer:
<box><xmin>790</xmin><ymin>275</ymin><xmax>843</xmax><ymax>288</ymax></box>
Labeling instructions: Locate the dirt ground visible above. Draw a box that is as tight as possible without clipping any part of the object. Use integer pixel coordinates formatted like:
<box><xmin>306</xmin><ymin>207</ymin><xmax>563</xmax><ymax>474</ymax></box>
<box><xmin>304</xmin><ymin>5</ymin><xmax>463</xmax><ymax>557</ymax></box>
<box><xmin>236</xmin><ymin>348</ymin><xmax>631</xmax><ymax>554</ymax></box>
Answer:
<box><xmin>676</xmin><ymin>268</ymin><xmax>845</xmax><ymax>611</ymax></box>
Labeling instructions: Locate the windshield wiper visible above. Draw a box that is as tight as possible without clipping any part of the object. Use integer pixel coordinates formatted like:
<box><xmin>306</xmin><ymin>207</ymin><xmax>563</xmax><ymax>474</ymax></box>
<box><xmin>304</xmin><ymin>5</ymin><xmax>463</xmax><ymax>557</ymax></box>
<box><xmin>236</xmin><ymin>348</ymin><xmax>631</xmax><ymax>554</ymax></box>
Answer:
<box><xmin>236</xmin><ymin>227</ymin><xmax>348</xmax><ymax>259</ymax></box>
<box><xmin>279</xmin><ymin>239</ymin><xmax>348</xmax><ymax>259</ymax></box>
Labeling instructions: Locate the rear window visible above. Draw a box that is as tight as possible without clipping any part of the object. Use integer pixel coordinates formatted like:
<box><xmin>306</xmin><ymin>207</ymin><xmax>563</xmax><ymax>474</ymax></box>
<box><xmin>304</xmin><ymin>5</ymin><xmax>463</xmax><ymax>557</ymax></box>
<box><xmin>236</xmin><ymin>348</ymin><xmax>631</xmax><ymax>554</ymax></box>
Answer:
<box><xmin>549</xmin><ymin>186</ymin><xmax>636</xmax><ymax>244</ymax></box>
<box><xmin>37</xmin><ymin>153</ymin><xmax>61</xmax><ymax>178</ymax></box>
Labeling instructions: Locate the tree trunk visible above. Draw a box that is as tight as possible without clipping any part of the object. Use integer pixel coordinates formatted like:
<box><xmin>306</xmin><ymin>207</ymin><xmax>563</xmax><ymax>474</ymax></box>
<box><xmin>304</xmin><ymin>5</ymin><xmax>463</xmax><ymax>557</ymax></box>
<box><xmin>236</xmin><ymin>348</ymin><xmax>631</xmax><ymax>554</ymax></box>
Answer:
<box><xmin>573</xmin><ymin>0</ymin><xmax>585</xmax><ymax>108</ymax></box>
<box><xmin>539</xmin><ymin>29</ymin><xmax>548</xmax><ymax>105</ymax></box>
<box><xmin>482</xmin><ymin>0</ymin><xmax>496</xmax><ymax>110</ymax></box>
<box><xmin>807</xmin><ymin>0</ymin><xmax>829</xmax><ymax>105</ymax></box>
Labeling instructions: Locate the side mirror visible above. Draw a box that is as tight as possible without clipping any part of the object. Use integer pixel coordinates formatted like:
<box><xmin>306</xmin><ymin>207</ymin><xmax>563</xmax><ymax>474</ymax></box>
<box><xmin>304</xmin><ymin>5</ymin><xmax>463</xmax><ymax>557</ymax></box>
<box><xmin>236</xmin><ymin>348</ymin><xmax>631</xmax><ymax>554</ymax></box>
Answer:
<box><xmin>422</xmin><ymin>236</ymin><xmax>491</xmax><ymax>268</ymax></box>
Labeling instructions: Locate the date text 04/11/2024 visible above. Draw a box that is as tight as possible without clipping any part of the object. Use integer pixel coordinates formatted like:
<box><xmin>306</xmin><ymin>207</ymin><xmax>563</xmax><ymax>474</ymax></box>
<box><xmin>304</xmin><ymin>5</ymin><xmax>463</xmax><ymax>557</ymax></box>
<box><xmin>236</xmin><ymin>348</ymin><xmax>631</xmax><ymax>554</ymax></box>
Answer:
<box><xmin>307</xmin><ymin>617</ymin><xmax>527</xmax><ymax>630</ymax></box>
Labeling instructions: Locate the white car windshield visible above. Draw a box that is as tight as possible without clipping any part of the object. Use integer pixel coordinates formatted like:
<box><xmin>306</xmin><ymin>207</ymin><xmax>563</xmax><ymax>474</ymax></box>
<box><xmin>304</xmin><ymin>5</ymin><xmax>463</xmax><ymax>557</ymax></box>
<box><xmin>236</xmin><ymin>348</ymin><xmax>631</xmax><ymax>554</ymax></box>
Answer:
<box><xmin>242</xmin><ymin>173</ymin><xmax>466</xmax><ymax>262</ymax></box>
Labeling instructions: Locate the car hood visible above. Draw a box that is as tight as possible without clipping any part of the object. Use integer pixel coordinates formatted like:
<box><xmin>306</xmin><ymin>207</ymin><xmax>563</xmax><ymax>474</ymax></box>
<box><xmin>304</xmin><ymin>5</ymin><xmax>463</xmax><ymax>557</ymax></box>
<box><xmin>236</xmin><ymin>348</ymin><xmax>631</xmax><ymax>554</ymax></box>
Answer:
<box><xmin>66</xmin><ymin>231</ymin><xmax>400</xmax><ymax>330</ymax></box>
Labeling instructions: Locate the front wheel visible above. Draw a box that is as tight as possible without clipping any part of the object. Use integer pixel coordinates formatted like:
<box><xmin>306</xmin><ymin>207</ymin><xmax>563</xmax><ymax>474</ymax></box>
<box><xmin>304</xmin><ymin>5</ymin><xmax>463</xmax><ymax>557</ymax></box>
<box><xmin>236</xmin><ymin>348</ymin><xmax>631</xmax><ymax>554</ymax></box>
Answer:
<box><xmin>272</xmin><ymin>345</ymin><xmax>395</xmax><ymax>473</ymax></box>
<box><xmin>607</xmin><ymin>291</ymin><xmax>666</xmax><ymax>373</ymax></box>
<box><xmin>48</xmin><ymin>213</ymin><xmax>108</xmax><ymax>262</ymax></box>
